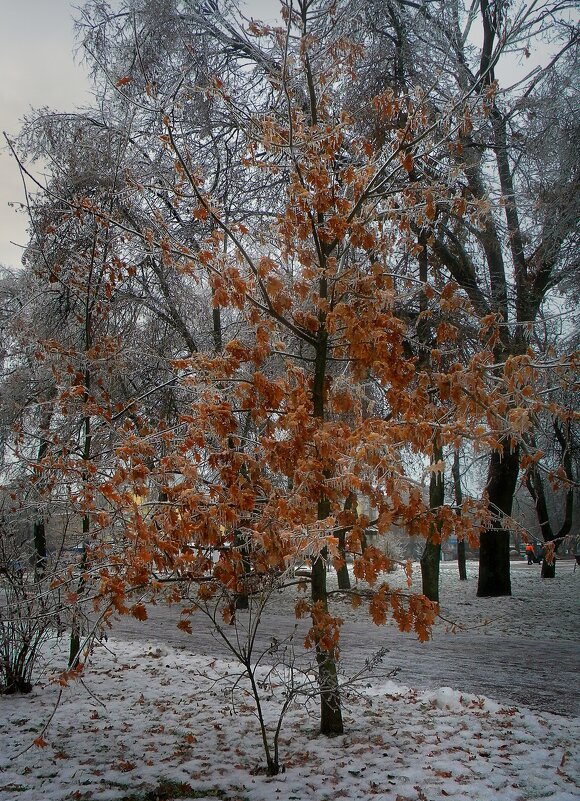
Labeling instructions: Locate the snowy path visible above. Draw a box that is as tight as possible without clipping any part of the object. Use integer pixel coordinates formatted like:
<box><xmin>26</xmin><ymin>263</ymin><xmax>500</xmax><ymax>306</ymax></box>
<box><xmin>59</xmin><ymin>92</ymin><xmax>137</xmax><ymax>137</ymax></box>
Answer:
<box><xmin>112</xmin><ymin>609</ymin><xmax>580</xmax><ymax>716</ymax></box>
<box><xmin>110</xmin><ymin>560</ymin><xmax>580</xmax><ymax>717</ymax></box>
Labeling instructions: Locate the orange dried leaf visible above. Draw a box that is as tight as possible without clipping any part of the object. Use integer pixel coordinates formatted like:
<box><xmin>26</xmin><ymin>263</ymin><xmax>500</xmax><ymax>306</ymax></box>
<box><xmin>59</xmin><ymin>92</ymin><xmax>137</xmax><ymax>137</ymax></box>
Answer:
<box><xmin>177</xmin><ymin>619</ymin><xmax>193</xmax><ymax>634</ymax></box>
<box><xmin>130</xmin><ymin>603</ymin><xmax>148</xmax><ymax>621</ymax></box>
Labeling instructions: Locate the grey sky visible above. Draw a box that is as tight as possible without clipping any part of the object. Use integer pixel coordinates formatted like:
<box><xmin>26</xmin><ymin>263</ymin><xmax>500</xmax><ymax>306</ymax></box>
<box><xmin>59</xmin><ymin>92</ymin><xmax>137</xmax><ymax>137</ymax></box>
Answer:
<box><xmin>0</xmin><ymin>0</ymin><xmax>275</xmax><ymax>270</ymax></box>
<box><xmin>0</xmin><ymin>1</ymin><xmax>560</xmax><ymax>271</ymax></box>
<box><xmin>0</xmin><ymin>1</ymin><xmax>92</xmax><ymax>268</ymax></box>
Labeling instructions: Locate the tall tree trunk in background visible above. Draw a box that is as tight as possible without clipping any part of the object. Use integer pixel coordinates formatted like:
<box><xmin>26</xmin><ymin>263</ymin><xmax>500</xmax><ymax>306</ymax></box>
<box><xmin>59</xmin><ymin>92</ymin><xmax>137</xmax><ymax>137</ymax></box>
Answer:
<box><xmin>70</xmin><ymin>264</ymin><xmax>94</xmax><ymax>668</ymax></box>
<box><xmin>477</xmin><ymin>442</ymin><xmax>520</xmax><ymax>597</ymax></box>
<box><xmin>69</xmin><ymin>409</ymin><xmax>90</xmax><ymax>668</ymax></box>
<box><xmin>453</xmin><ymin>450</ymin><xmax>467</xmax><ymax>581</ymax></box>
<box><xmin>32</xmin><ymin>407</ymin><xmax>54</xmax><ymax>581</ymax></box>
<box><xmin>421</xmin><ymin>442</ymin><xmax>444</xmax><ymax>602</ymax></box>
<box><xmin>336</xmin><ymin>492</ymin><xmax>356</xmax><ymax>591</ymax></box>
<box><xmin>68</xmin><ymin>542</ymin><xmax>87</xmax><ymax>668</ymax></box>
<box><xmin>526</xmin><ymin>422</ymin><xmax>574</xmax><ymax>579</ymax></box>
<box><xmin>416</xmin><ymin>224</ymin><xmax>443</xmax><ymax>603</ymax></box>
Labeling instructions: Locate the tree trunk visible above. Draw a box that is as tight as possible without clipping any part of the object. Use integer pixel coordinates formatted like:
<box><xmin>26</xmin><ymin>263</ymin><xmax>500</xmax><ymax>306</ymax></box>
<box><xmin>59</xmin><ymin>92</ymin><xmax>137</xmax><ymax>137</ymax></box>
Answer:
<box><xmin>336</xmin><ymin>493</ymin><xmax>356</xmax><ymax>591</ymax></box>
<box><xmin>477</xmin><ymin>442</ymin><xmax>520</xmax><ymax>597</ymax></box>
<box><xmin>421</xmin><ymin>442</ymin><xmax>444</xmax><ymax>602</ymax></box>
<box><xmin>68</xmin><ymin>538</ymin><xmax>87</xmax><ymax>668</ymax></box>
<box><xmin>336</xmin><ymin>529</ymin><xmax>351</xmax><ymax>591</ymax></box>
<box><xmin>32</xmin><ymin>520</ymin><xmax>47</xmax><ymax>581</ymax></box>
<box><xmin>32</xmin><ymin>409</ymin><xmax>52</xmax><ymax>581</ymax></box>
<box><xmin>457</xmin><ymin>539</ymin><xmax>467</xmax><ymax>580</ymax></box>
<box><xmin>70</xmin><ymin>360</ymin><xmax>92</xmax><ymax>668</ymax></box>
<box><xmin>311</xmin><ymin>310</ymin><xmax>343</xmax><ymax>736</ymax></box>
<box><xmin>234</xmin><ymin>528</ymin><xmax>250</xmax><ymax>611</ymax></box>
<box><xmin>420</xmin><ymin>538</ymin><xmax>441</xmax><ymax>602</ymax></box>
<box><xmin>452</xmin><ymin>450</ymin><xmax>467</xmax><ymax>581</ymax></box>
<box><xmin>311</xmin><ymin>530</ymin><xmax>343</xmax><ymax>736</ymax></box>
<box><xmin>541</xmin><ymin>554</ymin><xmax>556</xmax><ymax>579</ymax></box>
<box><xmin>528</xmin><ymin>422</ymin><xmax>574</xmax><ymax>580</ymax></box>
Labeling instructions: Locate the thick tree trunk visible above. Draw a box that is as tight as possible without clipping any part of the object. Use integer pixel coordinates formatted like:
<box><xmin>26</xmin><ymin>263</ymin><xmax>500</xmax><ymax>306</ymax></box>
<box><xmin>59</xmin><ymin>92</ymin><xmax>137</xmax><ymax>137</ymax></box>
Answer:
<box><xmin>32</xmin><ymin>520</ymin><xmax>47</xmax><ymax>581</ymax></box>
<box><xmin>336</xmin><ymin>529</ymin><xmax>351</xmax><ymax>591</ymax></box>
<box><xmin>527</xmin><ymin>423</ymin><xmax>574</xmax><ymax>580</ymax></box>
<box><xmin>32</xmin><ymin>410</ymin><xmax>52</xmax><ymax>580</ymax></box>
<box><xmin>477</xmin><ymin>442</ymin><xmax>520</xmax><ymax>597</ymax></box>
<box><xmin>421</xmin><ymin>443</ymin><xmax>443</xmax><ymax>602</ymax></box>
<box><xmin>457</xmin><ymin>539</ymin><xmax>467</xmax><ymax>580</ymax></box>
<box><xmin>70</xmin><ymin>363</ymin><xmax>92</xmax><ymax>668</ymax></box>
<box><xmin>541</xmin><ymin>555</ymin><xmax>556</xmax><ymax>579</ymax></box>
<box><xmin>311</xmin><ymin>496</ymin><xmax>343</xmax><ymax>735</ymax></box>
<box><xmin>68</xmin><ymin>537</ymin><xmax>87</xmax><ymax>668</ymax></box>
<box><xmin>420</xmin><ymin>539</ymin><xmax>441</xmax><ymax>602</ymax></box>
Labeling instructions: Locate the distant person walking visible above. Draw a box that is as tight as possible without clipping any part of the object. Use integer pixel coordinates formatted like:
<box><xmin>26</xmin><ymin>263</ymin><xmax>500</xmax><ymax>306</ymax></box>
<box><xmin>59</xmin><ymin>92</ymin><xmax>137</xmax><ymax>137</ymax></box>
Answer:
<box><xmin>525</xmin><ymin>543</ymin><xmax>535</xmax><ymax>564</ymax></box>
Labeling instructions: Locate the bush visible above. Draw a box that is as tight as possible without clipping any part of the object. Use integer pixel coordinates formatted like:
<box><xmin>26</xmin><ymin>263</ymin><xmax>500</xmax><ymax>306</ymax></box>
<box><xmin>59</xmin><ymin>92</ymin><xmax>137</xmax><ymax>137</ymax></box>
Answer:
<box><xmin>0</xmin><ymin>537</ymin><xmax>63</xmax><ymax>694</ymax></box>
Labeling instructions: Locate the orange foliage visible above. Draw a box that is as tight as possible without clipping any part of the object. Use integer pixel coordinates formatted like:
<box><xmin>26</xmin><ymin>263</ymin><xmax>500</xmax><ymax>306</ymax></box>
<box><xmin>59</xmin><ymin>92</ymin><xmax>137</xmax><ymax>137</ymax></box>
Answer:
<box><xmin>28</xmin><ymin>18</ymin><xmax>576</xmax><ymax>691</ymax></box>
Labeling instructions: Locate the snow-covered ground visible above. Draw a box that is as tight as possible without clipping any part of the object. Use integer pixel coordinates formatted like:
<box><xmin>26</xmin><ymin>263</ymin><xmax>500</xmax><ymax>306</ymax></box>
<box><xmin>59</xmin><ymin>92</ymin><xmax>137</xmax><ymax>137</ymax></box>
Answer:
<box><xmin>1</xmin><ymin>560</ymin><xmax>579</xmax><ymax>801</ymax></box>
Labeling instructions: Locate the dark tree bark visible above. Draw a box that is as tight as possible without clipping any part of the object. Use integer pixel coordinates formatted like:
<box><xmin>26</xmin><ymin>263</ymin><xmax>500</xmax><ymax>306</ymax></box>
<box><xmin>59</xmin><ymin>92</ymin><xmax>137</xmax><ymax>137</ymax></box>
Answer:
<box><xmin>336</xmin><ymin>492</ymin><xmax>356</xmax><ymax>591</ymax></box>
<box><xmin>336</xmin><ymin>528</ymin><xmax>351</xmax><ymax>590</ymax></box>
<box><xmin>68</xmin><ymin>541</ymin><xmax>87</xmax><ymax>668</ymax></box>
<box><xmin>32</xmin><ymin>408</ymin><xmax>53</xmax><ymax>580</ymax></box>
<box><xmin>32</xmin><ymin>520</ymin><xmax>47</xmax><ymax>579</ymax></box>
<box><xmin>457</xmin><ymin>532</ymin><xmax>467</xmax><ymax>580</ymax></box>
<box><xmin>310</xmin><ymin>288</ymin><xmax>343</xmax><ymax>736</ymax></box>
<box><xmin>477</xmin><ymin>442</ymin><xmax>520</xmax><ymax>597</ymax></box>
<box><xmin>70</xmin><ymin>271</ymin><xmax>94</xmax><ymax>668</ymax></box>
<box><xmin>421</xmin><ymin>442</ymin><xmax>444</xmax><ymax>603</ymax></box>
<box><xmin>311</xmin><ymin>533</ymin><xmax>343</xmax><ymax>736</ymax></box>
<box><xmin>452</xmin><ymin>450</ymin><xmax>467</xmax><ymax>581</ymax></box>
<box><xmin>526</xmin><ymin>422</ymin><xmax>574</xmax><ymax>579</ymax></box>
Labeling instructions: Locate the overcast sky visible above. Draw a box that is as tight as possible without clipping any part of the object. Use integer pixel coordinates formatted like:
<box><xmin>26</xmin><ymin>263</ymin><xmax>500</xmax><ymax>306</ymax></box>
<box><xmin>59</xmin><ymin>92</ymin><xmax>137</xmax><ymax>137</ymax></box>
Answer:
<box><xmin>0</xmin><ymin>0</ymin><xmax>275</xmax><ymax>270</ymax></box>
<box><xmin>0</xmin><ymin>1</ymin><xmax>90</xmax><ymax>267</ymax></box>
<box><xmin>0</xmin><ymin>1</ymin><xmax>558</xmax><ymax>271</ymax></box>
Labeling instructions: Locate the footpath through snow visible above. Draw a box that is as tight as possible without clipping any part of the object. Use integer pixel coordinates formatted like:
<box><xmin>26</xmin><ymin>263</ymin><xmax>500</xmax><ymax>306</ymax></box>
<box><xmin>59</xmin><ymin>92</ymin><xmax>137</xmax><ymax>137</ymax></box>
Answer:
<box><xmin>0</xmin><ymin>560</ymin><xmax>578</xmax><ymax>801</ymax></box>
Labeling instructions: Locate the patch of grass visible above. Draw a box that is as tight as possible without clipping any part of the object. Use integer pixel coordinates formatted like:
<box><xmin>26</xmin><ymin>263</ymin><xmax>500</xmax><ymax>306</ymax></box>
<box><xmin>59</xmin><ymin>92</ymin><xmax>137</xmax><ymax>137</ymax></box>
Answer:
<box><xmin>61</xmin><ymin>776</ymin><xmax>249</xmax><ymax>801</ymax></box>
<box><xmin>118</xmin><ymin>778</ymin><xmax>247</xmax><ymax>801</ymax></box>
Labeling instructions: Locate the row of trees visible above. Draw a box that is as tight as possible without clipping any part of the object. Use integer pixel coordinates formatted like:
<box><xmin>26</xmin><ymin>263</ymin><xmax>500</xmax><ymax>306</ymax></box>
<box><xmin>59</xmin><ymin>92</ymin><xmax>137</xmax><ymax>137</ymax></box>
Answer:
<box><xmin>1</xmin><ymin>0</ymin><xmax>578</xmax><ymax>772</ymax></box>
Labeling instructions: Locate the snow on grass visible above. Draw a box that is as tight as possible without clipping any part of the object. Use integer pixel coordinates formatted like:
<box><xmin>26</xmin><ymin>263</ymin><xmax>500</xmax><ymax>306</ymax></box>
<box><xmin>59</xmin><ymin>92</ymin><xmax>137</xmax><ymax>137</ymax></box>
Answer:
<box><xmin>1</xmin><ymin>560</ymin><xmax>579</xmax><ymax>801</ymax></box>
<box><xmin>1</xmin><ymin>638</ymin><xmax>578</xmax><ymax>801</ymax></box>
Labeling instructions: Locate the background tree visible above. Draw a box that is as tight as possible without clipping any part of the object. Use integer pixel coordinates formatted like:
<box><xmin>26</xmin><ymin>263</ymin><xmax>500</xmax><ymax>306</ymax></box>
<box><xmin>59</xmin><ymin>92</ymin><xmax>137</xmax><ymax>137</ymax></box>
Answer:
<box><xmin>347</xmin><ymin>0</ymin><xmax>579</xmax><ymax>596</ymax></box>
